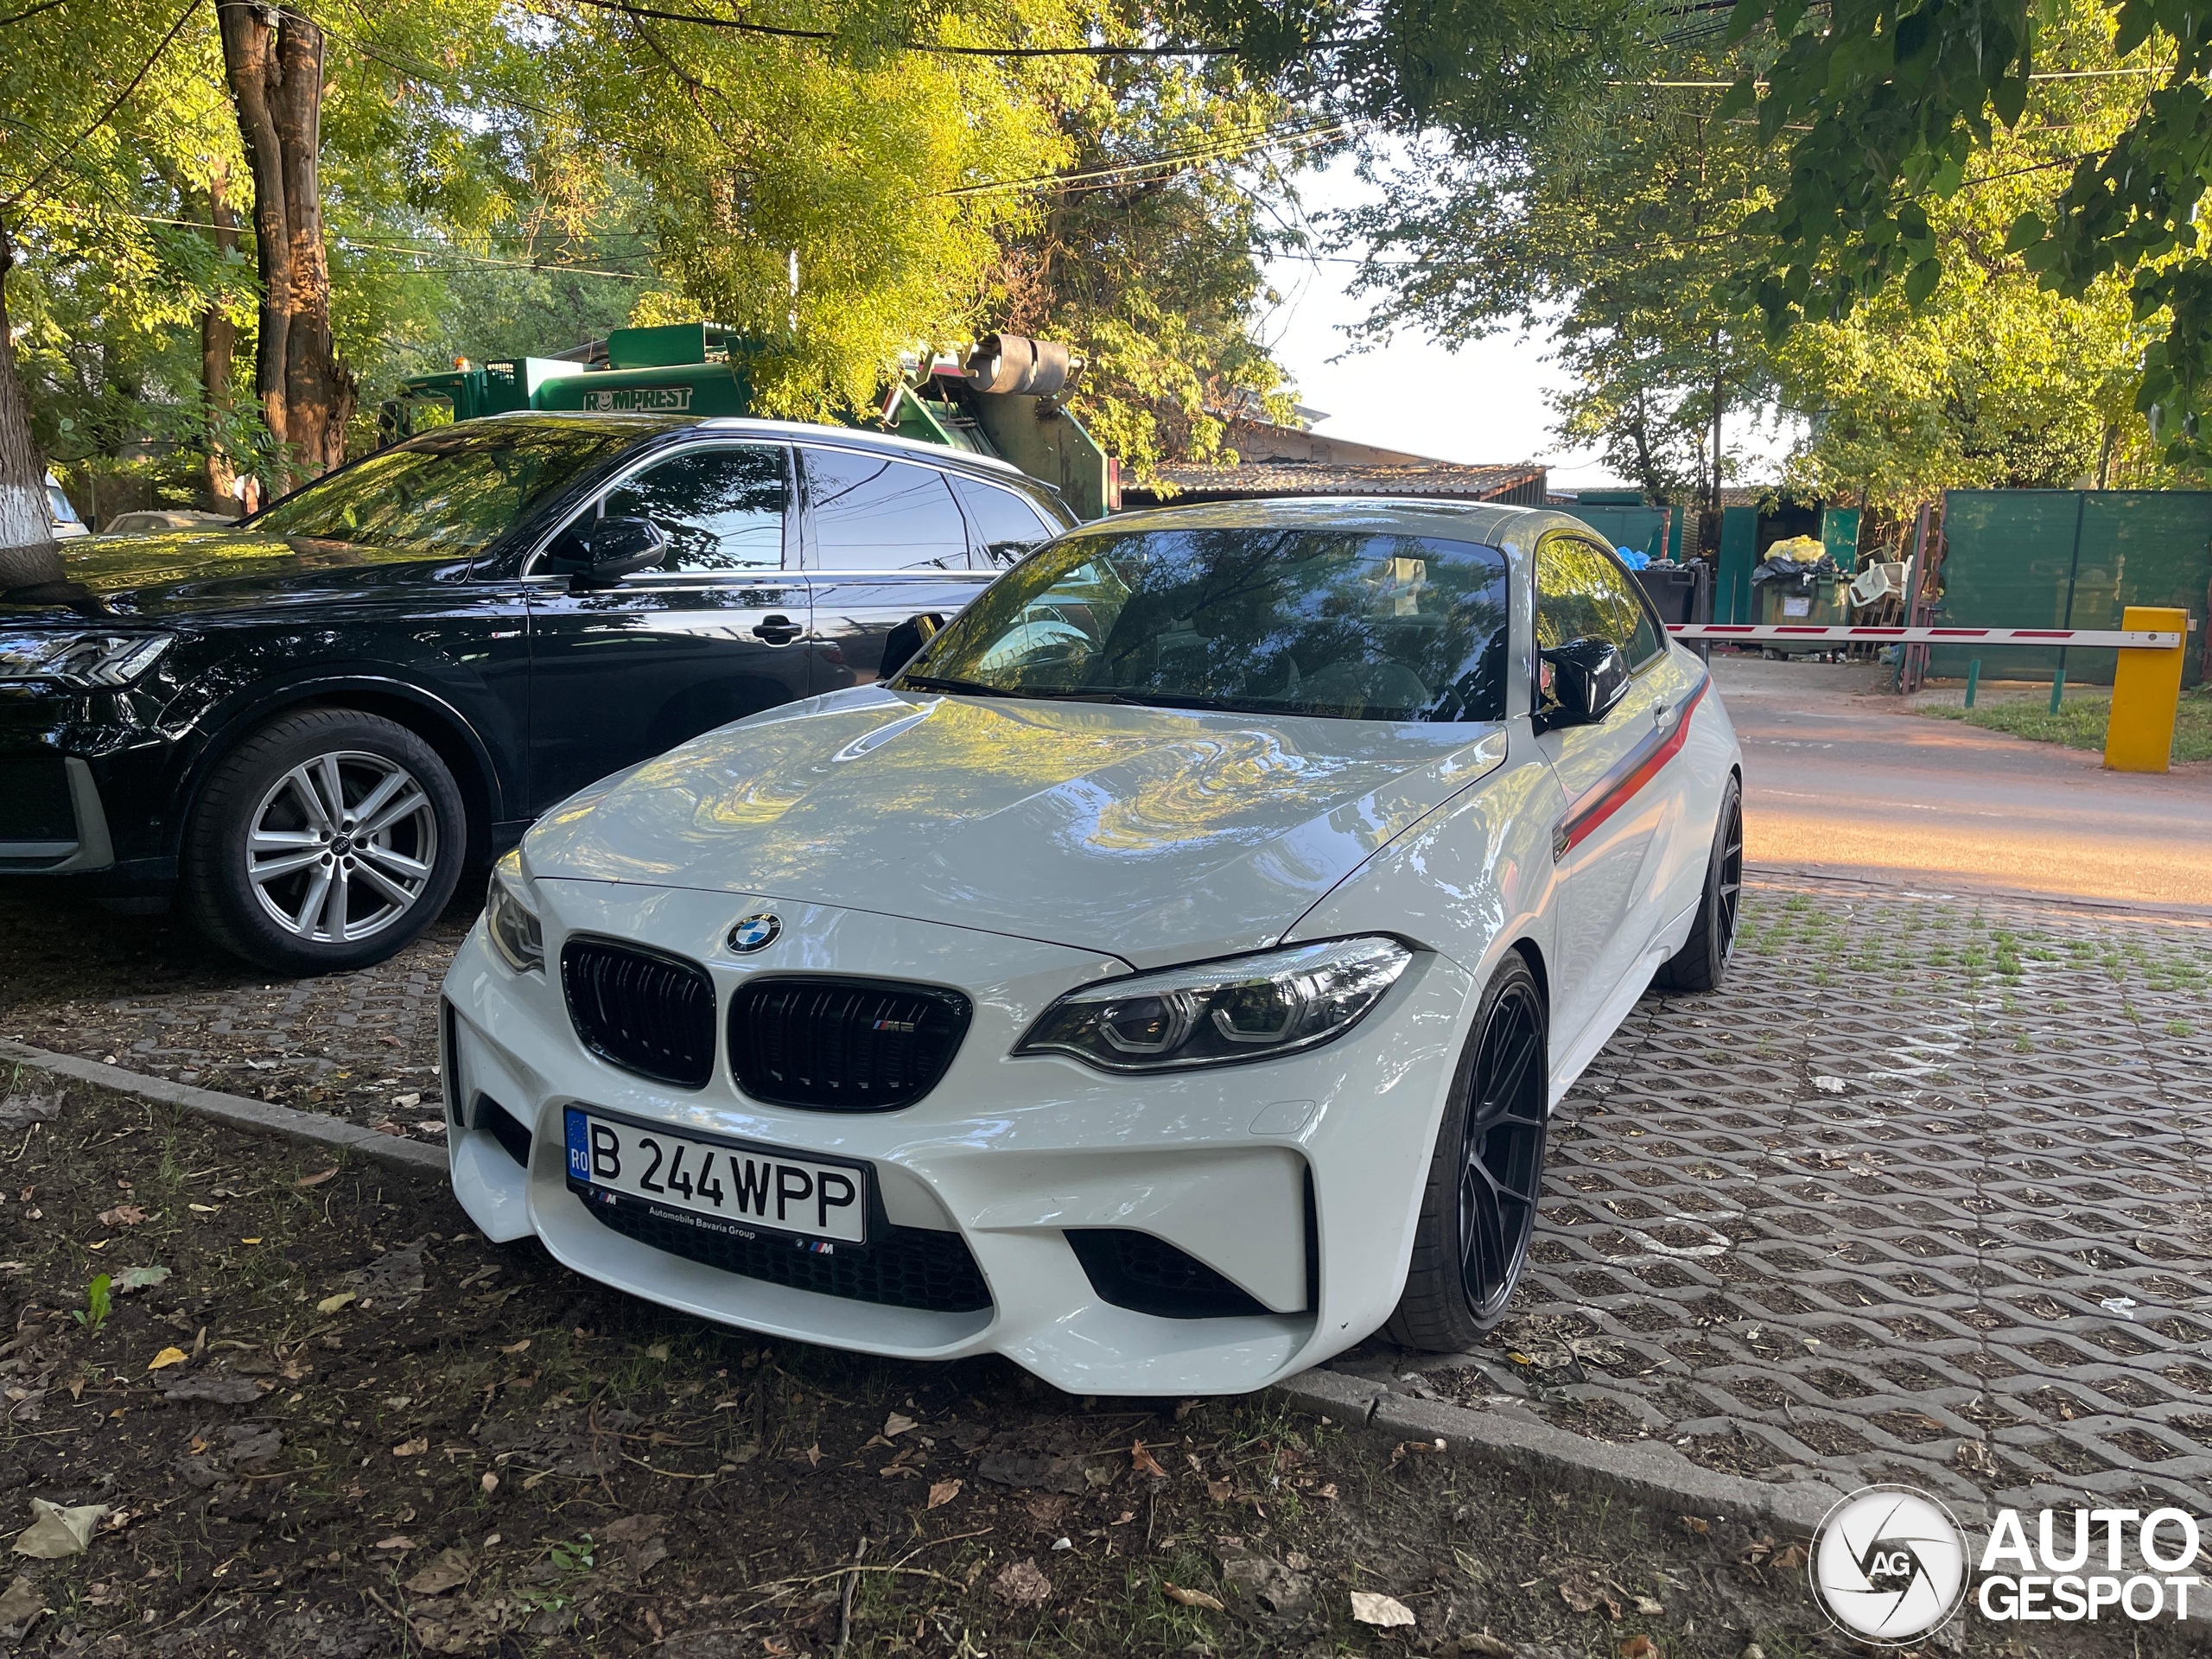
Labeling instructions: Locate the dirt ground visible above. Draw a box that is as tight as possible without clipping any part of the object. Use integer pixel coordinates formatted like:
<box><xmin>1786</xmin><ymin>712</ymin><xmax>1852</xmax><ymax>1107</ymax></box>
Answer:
<box><xmin>1</xmin><ymin>1077</ymin><xmax>2197</xmax><ymax>1659</ymax></box>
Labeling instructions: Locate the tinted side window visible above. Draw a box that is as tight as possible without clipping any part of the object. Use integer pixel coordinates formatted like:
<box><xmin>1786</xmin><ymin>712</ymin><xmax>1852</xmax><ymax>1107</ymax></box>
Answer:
<box><xmin>804</xmin><ymin>450</ymin><xmax>971</xmax><ymax>570</ymax></box>
<box><xmin>601</xmin><ymin>446</ymin><xmax>788</xmax><ymax>573</ymax></box>
<box><xmin>950</xmin><ymin>475</ymin><xmax>1058</xmax><ymax>566</ymax></box>
<box><xmin>1536</xmin><ymin>537</ymin><xmax>1659</xmax><ymax>665</ymax></box>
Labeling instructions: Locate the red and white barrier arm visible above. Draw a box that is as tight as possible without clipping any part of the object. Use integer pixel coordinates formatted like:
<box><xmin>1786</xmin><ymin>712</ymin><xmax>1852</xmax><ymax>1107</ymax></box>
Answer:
<box><xmin>1666</xmin><ymin>623</ymin><xmax>2191</xmax><ymax>649</ymax></box>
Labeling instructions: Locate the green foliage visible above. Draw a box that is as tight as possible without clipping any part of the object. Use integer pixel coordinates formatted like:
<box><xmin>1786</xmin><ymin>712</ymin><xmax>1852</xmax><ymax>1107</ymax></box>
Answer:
<box><xmin>73</xmin><ymin>1274</ymin><xmax>112</xmax><ymax>1334</ymax></box>
<box><xmin>1336</xmin><ymin>64</ymin><xmax>1783</xmax><ymax>504</ymax></box>
<box><xmin>994</xmin><ymin>62</ymin><xmax>1303</xmax><ymax>481</ymax></box>
<box><xmin>1922</xmin><ymin>683</ymin><xmax>2212</xmax><ymax>761</ymax></box>
<box><xmin>1720</xmin><ymin>0</ymin><xmax>2212</xmax><ymax>465</ymax></box>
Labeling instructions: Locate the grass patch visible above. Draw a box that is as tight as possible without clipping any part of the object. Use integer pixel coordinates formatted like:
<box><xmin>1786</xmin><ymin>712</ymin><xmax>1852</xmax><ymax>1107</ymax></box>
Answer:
<box><xmin>1921</xmin><ymin>683</ymin><xmax>2212</xmax><ymax>761</ymax></box>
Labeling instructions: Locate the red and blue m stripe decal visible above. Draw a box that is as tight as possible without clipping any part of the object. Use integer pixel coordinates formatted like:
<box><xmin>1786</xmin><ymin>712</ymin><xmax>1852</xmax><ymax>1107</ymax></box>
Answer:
<box><xmin>1553</xmin><ymin>676</ymin><xmax>1710</xmax><ymax>860</ymax></box>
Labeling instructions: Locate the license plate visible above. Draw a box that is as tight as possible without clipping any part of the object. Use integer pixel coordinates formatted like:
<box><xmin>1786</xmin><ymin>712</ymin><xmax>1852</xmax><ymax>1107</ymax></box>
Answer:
<box><xmin>563</xmin><ymin>1107</ymin><xmax>868</xmax><ymax>1246</ymax></box>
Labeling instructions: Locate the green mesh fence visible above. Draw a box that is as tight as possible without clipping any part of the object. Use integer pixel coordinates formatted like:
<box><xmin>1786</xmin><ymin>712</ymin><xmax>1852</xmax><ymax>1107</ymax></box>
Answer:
<box><xmin>1931</xmin><ymin>489</ymin><xmax>2209</xmax><ymax>687</ymax></box>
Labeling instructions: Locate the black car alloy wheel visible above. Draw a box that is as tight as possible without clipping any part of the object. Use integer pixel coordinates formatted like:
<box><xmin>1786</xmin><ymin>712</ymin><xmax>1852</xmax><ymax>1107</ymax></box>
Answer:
<box><xmin>1458</xmin><ymin>975</ymin><xmax>1548</xmax><ymax>1321</ymax></box>
<box><xmin>1386</xmin><ymin>951</ymin><xmax>1550</xmax><ymax>1351</ymax></box>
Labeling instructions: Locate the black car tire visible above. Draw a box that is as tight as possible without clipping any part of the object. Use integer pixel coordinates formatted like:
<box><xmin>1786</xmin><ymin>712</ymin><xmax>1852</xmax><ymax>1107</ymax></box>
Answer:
<box><xmin>1652</xmin><ymin>772</ymin><xmax>1744</xmax><ymax>995</ymax></box>
<box><xmin>182</xmin><ymin>709</ymin><xmax>466</xmax><ymax>976</ymax></box>
<box><xmin>1385</xmin><ymin>950</ymin><xmax>1549</xmax><ymax>1353</ymax></box>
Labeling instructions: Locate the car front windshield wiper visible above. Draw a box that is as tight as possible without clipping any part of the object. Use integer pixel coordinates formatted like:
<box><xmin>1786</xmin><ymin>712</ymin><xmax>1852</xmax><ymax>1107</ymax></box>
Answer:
<box><xmin>897</xmin><ymin>674</ymin><xmax>1027</xmax><ymax>699</ymax></box>
<box><xmin>1046</xmin><ymin>686</ymin><xmax>1291</xmax><ymax>716</ymax></box>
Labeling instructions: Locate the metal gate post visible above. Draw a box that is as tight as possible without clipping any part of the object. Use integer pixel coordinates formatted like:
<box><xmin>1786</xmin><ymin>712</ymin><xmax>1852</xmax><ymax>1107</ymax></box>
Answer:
<box><xmin>2105</xmin><ymin>605</ymin><xmax>2190</xmax><ymax>772</ymax></box>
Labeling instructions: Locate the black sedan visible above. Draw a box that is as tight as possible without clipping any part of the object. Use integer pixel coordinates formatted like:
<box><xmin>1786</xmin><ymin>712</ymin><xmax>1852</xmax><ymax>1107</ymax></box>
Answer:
<box><xmin>0</xmin><ymin>414</ymin><xmax>1072</xmax><ymax>973</ymax></box>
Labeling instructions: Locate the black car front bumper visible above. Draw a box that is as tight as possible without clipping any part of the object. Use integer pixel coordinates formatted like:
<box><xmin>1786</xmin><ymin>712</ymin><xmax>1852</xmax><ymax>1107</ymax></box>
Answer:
<box><xmin>0</xmin><ymin>752</ymin><xmax>115</xmax><ymax>872</ymax></box>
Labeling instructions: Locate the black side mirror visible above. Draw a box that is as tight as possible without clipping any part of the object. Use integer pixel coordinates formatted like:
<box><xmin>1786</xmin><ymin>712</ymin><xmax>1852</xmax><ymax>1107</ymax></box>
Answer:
<box><xmin>544</xmin><ymin>516</ymin><xmax>667</xmax><ymax>585</ymax></box>
<box><xmin>1539</xmin><ymin>637</ymin><xmax>1630</xmax><ymax>728</ymax></box>
<box><xmin>883</xmin><ymin>612</ymin><xmax>948</xmax><ymax>677</ymax></box>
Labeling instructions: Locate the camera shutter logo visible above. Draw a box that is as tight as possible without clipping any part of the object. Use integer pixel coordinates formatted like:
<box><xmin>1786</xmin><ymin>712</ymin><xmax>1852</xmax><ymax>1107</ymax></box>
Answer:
<box><xmin>1809</xmin><ymin>1484</ymin><xmax>1970</xmax><ymax>1644</ymax></box>
<box><xmin>728</xmin><ymin>914</ymin><xmax>780</xmax><ymax>954</ymax></box>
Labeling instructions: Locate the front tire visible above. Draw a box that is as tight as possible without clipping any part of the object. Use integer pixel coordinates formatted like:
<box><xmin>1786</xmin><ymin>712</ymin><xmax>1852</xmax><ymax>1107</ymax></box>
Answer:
<box><xmin>1386</xmin><ymin>952</ymin><xmax>1549</xmax><ymax>1352</ymax></box>
<box><xmin>1653</xmin><ymin>773</ymin><xmax>1744</xmax><ymax>994</ymax></box>
<box><xmin>182</xmin><ymin>709</ymin><xmax>466</xmax><ymax>976</ymax></box>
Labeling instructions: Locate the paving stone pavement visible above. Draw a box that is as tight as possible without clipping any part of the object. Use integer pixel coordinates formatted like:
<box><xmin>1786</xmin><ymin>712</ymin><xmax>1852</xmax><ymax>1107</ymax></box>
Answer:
<box><xmin>1333</xmin><ymin>876</ymin><xmax>2212</xmax><ymax>1523</ymax></box>
<box><xmin>4</xmin><ymin>875</ymin><xmax>2209</xmax><ymax>1521</ymax></box>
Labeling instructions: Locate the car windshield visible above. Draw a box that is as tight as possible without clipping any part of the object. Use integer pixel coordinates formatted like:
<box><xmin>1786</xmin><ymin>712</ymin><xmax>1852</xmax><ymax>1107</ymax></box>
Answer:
<box><xmin>904</xmin><ymin>525</ymin><xmax>1511</xmax><ymax>721</ymax></box>
<box><xmin>250</xmin><ymin>424</ymin><xmax>632</xmax><ymax>553</ymax></box>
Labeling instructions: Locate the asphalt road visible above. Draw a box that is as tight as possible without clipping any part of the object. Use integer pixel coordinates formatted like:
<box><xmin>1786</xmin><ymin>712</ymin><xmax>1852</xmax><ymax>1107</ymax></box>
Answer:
<box><xmin>1714</xmin><ymin>653</ymin><xmax>2212</xmax><ymax>910</ymax></box>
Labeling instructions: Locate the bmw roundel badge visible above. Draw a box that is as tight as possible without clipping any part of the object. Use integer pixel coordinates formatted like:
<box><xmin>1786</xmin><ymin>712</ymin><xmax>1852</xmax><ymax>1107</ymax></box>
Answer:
<box><xmin>728</xmin><ymin>913</ymin><xmax>781</xmax><ymax>953</ymax></box>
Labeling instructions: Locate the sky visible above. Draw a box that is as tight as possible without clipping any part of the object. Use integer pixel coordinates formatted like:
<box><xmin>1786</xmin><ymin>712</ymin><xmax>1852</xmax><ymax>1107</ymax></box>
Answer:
<box><xmin>1255</xmin><ymin>152</ymin><xmax>1802</xmax><ymax>493</ymax></box>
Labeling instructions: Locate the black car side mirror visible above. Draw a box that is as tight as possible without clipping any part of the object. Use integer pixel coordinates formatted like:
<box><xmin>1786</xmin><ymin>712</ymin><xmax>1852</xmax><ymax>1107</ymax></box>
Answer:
<box><xmin>1539</xmin><ymin>637</ymin><xmax>1630</xmax><ymax>729</ymax></box>
<box><xmin>883</xmin><ymin>612</ymin><xmax>947</xmax><ymax>677</ymax></box>
<box><xmin>543</xmin><ymin>516</ymin><xmax>668</xmax><ymax>586</ymax></box>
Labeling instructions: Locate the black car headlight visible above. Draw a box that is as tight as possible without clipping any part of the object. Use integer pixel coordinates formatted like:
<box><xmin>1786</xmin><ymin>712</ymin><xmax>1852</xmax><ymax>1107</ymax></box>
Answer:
<box><xmin>485</xmin><ymin>851</ymin><xmax>543</xmax><ymax>974</ymax></box>
<box><xmin>0</xmin><ymin>632</ymin><xmax>173</xmax><ymax>688</ymax></box>
<box><xmin>1014</xmin><ymin>938</ymin><xmax>1413</xmax><ymax>1072</ymax></box>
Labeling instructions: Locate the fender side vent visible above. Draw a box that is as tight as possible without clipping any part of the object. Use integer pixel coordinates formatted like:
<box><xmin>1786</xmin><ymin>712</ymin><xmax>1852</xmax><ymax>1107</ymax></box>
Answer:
<box><xmin>1066</xmin><ymin>1229</ymin><xmax>1268</xmax><ymax>1320</ymax></box>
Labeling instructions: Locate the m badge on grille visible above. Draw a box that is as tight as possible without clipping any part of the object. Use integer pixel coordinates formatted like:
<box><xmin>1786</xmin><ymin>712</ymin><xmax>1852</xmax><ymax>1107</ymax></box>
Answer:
<box><xmin>728</xmin><ymin>913</ymin><xmax>781</xmax><ymax>953</ymax></box>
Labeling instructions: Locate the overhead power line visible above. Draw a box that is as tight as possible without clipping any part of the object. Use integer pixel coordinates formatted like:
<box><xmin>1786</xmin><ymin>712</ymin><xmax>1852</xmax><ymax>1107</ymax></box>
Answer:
<box><xmin>550</xmin><ymin>0</ymin><xmax>1360</xmax><ymax>58</ymax></box>
<box><xmin>3</xmin><ymin>0</ymin><xmax>202</xmax><ymax>212</ymax></box>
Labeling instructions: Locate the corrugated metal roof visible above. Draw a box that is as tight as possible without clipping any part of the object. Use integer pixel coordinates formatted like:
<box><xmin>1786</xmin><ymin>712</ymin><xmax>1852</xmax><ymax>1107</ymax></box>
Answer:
<box><xmin>1132</xmin><ymin>460</ymin><xmax>1547</xmax><ymax>503</ymax></box>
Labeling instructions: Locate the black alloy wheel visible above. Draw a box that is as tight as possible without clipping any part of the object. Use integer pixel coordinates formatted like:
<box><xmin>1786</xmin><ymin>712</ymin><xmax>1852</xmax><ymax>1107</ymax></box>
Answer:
<box><xmin>1654</xmin><ymin>772</ymin><xmax>1744</xmax><ymax>994</ymax></box>
<box><xmin>1387</xmin><ymin>951</ymin><xmax>1550</xmax><ymax>1351</ymax></box>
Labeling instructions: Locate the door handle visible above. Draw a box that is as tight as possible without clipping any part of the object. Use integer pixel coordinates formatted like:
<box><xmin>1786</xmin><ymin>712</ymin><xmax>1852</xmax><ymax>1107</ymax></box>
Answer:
<box><xmin>752</xmin><ymin>614</ymin><xmax>804</xmax><ymax>646</ymax></box>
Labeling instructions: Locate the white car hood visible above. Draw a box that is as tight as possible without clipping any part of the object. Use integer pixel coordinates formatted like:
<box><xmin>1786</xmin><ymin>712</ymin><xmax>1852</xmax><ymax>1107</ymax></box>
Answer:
<box><xmin>525</xmin><ymin>687</ymin><xmax>1507</xmax><ymax>967</ymax></box>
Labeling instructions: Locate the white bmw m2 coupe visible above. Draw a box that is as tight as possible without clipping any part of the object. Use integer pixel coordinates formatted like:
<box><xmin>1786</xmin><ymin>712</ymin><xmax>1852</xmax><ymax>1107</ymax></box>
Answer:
<box><xmin>441</xmin><ymin>498</ymin><xmax>1743</xmax><ymax>1394</ymax></box>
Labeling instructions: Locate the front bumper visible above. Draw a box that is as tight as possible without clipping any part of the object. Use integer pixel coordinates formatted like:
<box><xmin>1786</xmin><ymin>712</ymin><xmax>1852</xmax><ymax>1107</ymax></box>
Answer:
<box><xmin>442</xmin><ymin>879</ymin><xmax>1476</xmax><ymax>1395</ymax></box>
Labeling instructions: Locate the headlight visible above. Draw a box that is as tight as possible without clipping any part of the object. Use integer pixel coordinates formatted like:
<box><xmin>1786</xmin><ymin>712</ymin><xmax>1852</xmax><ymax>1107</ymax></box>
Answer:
<box><xmin>485</xmin><ymin>851</ymin><xmax>543</xmax><ymax>974</ymax></box>
<box><xmin>0</xmin><ymin>632</ymin><xmax>173</xmax><ymax>688</ymax></box>
<box><xmin>1014</xmin><ymin>938</ymin><xmax>1413</xmax><ymax>1072</ymax></box>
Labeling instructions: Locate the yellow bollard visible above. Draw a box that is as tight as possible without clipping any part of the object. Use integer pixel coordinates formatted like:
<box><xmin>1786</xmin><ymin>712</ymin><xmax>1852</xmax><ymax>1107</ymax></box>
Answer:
<box><xmin>2103</xmin><ymin>605</ymin><xmax>2189</xmax><ymax>772</ymax></box>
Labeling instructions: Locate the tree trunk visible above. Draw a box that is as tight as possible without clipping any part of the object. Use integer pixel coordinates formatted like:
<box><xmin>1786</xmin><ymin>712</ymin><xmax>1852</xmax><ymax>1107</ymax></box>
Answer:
<box><xmin>0</xmin><ymin>219</ymin><xmax>62</xmax><ymax>588</ymax></box>
<box><xmin>201</xmin><ymin>172</ymin><xmax>240</xmax><ymax>510</ymax></box>
<box><xmin>216</xmin><ymin>0</ymin><xmax>355</xmax><ymax>481</ymax></box>
<box><xmin>272</xmin><ymin>14</ymin><xmax>353</xmax><ymax>473</ymax></box>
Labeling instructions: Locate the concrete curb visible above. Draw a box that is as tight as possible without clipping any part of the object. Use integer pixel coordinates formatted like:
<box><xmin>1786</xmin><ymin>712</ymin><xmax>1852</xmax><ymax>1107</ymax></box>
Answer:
<box><xmin>0</xmin><ymin>1040</ymin><xmax>448</xmax><ymax>1174</ymax></box>
<box><xmin>5</xmin><ymin>1041</ymin><xmax>1850</xmax><ymax>1534</ymax></box>
<box><xmin>1274</xmin><ymin>1368</ymin><xmax>1846</xmax><ymax>1540</ymax></box>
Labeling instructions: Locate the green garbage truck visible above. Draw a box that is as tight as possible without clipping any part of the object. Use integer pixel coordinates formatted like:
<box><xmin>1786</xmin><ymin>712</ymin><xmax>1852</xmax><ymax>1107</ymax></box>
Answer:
<box><xmin>380</xmin><ymin>322</ymin><xmax>1121</xmax><ymax>520</ymax></box>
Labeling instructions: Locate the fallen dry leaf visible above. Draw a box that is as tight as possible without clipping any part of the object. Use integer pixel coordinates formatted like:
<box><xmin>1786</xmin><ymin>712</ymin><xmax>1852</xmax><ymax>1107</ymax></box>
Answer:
<box><xmin>294</xmin><ymin>1167</ymin><xmax>338</xmax><ymax>1188</ymax></box>
<box><xmin>499</xmin><ymin>1340</ymin><xmax>530</xmax><ymax>1354</ymax></box>
<box><xmin>315</xmin><ymin>1291</ymin><xmax>355</xmax><ymax>1315</ymax></box>
<box><xmin>1130</xmin><ymin>1440</ymin><xmax>1167</xmax><ymax>1479</ymax></box>
<box><xmin>883</xmin><ymin>1412</ymin><xmax>918</xmax><ymax>1438</ymax></box>
<box><xmin>1459</xmin><ymin>1637</ymin><xmax>1515</xmax><ymax>1658</ymax></box>
<box><xmin>1204</xmin><ymin>1478</ymin><xmax>1232</xmax><ymax>1503</ymax></box>
<box><xmin>374</xmin><ymin>1536</ymin><xmax>416</xmax><ymax>1552</ymax></box>
<box><xmin>1162</xmin><ymin>1582</ymin><xmax>1224</xmax><ymax>1612</ymax></box>
<box><xmin>644</xmin><ymin>1342</ymin><xmax>670</xmax><ymax>1362</ymax></box>
<box><xmin>1677</xmin><ymin>1515</ymin><xmax>1710</xmax><ymax>1535</ymax></box>
<box><xmin>1618</xmin><ymin>1637</ymin><xmax>1661</xmax><ymax>1659</ymax></box>
<box><xmin>95</xmin><ymin>1205</ymin><xmax>146</xmax><ymax>1227</ymax></box>
<box><xmin>992</xmin><ymin>1558</ymin><xmax>1052</xmax><ymax>1608</ymax></box>
<box><xmin>1771</xmin><ymin>1543</ymin><xmax>1808</xmax><ymax>1572</ymax></box>
<box><xmin>1389</xmin><ymin>1438</ymin><xmax>1446</xmax><ymax>1465</ymax></box>
<box><xmin>0</xmin><ymin>1573</ymin><xmax>41</xmax><ymax>1628</ymax></box>
<box><xmin>1633</xmin><ymin>1595</ymin><xmax>1664</xmax><ymax>1617</ymax></box>
<box><xmin>926</xmin><ymin>1480</ymin><xmax>962</xmax><ymax>1510</ymax></box>
<box><xmin>391</xmin><ymin>1438</ymin><xmax>429</xmax><ymax>1459</ymax></box>
<box><xmin>145</xmin><ymin>1347</ymin><xmax>188</xmax><ymax>1372</ymax></box>
<box><xmin>12</xmin><ymin>1500</ymin><xmax>109</xmax><ymax>1560</ymax></box>
<box><xmin>403</xmin><ymin>1547</ymin><xmax>473</xmax><ymax>1596</ymax></box>
<box><xmin>1350</xmin><ymin>1590</ymin><xmax>1415</xmax><ymax>1629</ymax></box>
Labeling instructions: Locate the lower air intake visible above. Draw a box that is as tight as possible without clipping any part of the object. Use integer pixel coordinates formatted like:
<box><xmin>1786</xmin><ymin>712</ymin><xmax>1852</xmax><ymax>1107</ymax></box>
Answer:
<box><xmin>1066</xmin><ymin>1229</ymin><xmax>1268</xmax><ymax>1319</ymax></box>
<box><xmin>581</xmin><ymin>1191</ymin><xmax>992</xmax><ymax>1314</ymax></box>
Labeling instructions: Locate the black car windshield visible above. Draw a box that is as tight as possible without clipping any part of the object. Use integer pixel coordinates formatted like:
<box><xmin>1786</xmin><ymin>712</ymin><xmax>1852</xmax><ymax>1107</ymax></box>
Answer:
<box><xmin>903</xmin><ymin>526</ymin><xmax>1511</xmax><ymax>721</ymax></box>
<box><xmin>250</xmin><ymin>424</ymin><xmax>632</xmax><ymax>553</ymax></box>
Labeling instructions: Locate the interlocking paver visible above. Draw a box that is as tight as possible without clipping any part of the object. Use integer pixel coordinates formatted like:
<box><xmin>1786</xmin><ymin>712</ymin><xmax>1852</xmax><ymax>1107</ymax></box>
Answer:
<box><xmin>4</xmin><ymin>875</ymin><xmax>2208</xmax><ymax>1518</ymax></box>
<box><xmin>1338</xmin><ymin>878</ymin><xmax>2212</xmax><ymax>1522</ymax></box>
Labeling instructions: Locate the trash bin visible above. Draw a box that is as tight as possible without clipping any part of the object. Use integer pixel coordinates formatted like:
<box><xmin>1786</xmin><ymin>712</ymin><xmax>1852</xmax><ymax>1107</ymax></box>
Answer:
<box><xmin>1753</xmin><ymin>567</ymin><xmax>1847</xmax><ymax>652</ymax></box>
<box><xmin>1633</xmin><ymin>563</ymin><xmax>1710</xmax><ymax>626</ymax></box>
<box><xmin>1634</xmin><ymin>562</ymin><xmax>1711</xmax><ymax>661</ymax></box>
